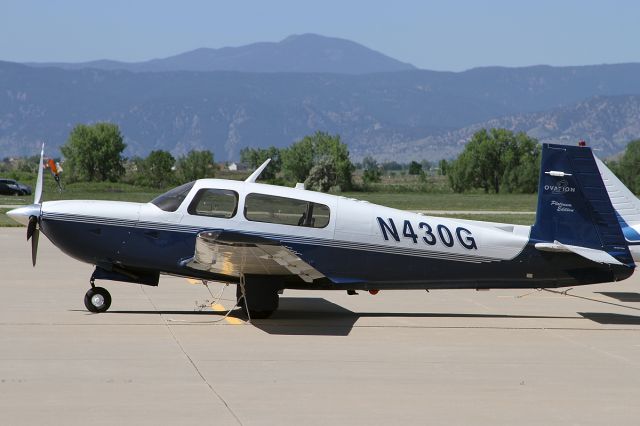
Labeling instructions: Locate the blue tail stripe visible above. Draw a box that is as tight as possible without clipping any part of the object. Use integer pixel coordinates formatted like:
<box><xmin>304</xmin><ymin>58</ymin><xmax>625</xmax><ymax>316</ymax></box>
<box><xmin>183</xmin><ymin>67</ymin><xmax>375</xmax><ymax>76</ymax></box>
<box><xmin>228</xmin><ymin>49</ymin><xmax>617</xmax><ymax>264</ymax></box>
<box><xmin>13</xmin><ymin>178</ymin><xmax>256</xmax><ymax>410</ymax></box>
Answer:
<box><xmin>615</xmin><ymin>211</ymin><xmax>640</xmax><ymax>243</ymax></box>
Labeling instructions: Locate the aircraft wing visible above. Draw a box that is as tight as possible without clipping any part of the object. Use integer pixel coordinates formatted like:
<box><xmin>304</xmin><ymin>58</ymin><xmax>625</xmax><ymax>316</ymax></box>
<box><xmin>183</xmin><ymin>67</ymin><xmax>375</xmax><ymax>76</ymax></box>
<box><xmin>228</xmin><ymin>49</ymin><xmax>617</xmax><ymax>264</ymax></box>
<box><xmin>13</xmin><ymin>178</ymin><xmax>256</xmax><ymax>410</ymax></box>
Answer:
<box><xmin>184</xmin><ymin>230</ymin><xmax>325</xmax><ymax>283</ymax></box>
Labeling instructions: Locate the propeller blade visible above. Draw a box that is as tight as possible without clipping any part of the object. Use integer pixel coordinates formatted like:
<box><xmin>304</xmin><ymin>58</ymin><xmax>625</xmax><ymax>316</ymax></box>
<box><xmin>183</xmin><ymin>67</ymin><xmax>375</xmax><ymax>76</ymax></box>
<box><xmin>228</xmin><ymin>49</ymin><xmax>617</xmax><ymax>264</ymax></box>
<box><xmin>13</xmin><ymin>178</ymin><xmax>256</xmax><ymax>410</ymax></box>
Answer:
<box><xmin>27</xmin><ymin>216</ymin><xmax>37</xmax><ymax>241</ymax></box>
<box><xmin>34</xmin><ymin>143</ymin><xmax>45</xmax><ymax>205</ymax></box>
<box><xmin>31</xmin><ymin>228</ymin><xmax>39</xmax><ymax>267</ymax></box>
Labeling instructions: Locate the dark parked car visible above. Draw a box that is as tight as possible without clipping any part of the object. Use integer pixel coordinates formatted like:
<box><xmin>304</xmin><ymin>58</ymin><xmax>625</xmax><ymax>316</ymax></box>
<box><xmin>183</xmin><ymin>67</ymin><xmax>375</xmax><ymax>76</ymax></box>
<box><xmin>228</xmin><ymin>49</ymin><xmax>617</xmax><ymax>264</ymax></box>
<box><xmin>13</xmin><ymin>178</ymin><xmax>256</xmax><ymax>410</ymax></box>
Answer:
<box><xmin>0</xmin><ymin>178</ymin><xmax>32</xmax><ymax>196</ymax></box>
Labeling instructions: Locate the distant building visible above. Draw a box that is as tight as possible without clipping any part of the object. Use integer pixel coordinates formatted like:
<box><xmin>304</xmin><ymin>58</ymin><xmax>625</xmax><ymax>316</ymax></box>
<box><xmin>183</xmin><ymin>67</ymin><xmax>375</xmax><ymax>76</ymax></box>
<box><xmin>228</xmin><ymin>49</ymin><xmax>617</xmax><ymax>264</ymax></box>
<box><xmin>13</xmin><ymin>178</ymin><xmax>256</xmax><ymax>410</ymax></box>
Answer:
<box><xmin>228</xmin><ymin>162</ymin><xmax>249</xmax><ymax>171</ymax></box>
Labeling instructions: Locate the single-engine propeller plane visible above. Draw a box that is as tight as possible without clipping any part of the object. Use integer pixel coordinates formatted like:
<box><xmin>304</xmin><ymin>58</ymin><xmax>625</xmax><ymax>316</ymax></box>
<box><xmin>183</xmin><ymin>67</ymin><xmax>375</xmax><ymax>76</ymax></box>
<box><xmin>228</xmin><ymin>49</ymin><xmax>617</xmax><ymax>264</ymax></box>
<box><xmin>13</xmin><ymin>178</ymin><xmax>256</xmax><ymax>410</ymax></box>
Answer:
<box><xmin>7</xmin><ymin>143</ymin><xmax>635</xmax><ymax>318</ymax></box>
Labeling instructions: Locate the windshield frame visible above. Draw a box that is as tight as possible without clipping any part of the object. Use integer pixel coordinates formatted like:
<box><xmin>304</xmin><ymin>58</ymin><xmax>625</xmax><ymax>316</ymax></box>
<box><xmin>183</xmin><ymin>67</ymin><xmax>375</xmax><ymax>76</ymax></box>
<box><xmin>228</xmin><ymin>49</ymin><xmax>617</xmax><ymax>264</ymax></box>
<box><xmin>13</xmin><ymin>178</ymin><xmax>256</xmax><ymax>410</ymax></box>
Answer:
<box><xmin>150</xmin><ymin>181</ymin><xmax>195</xmax><ymax>212</ymax></box>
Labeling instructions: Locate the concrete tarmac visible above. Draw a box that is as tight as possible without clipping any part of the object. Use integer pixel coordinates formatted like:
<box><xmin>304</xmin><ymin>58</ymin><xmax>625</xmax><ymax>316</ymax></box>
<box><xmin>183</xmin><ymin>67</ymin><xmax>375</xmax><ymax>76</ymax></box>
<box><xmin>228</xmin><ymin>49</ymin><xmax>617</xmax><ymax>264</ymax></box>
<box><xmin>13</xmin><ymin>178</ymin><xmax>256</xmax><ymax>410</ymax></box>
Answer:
<box><xmin>1</xmin><ymin>227</ymin><xmax>640</xmax><ymax>425</ymax></box>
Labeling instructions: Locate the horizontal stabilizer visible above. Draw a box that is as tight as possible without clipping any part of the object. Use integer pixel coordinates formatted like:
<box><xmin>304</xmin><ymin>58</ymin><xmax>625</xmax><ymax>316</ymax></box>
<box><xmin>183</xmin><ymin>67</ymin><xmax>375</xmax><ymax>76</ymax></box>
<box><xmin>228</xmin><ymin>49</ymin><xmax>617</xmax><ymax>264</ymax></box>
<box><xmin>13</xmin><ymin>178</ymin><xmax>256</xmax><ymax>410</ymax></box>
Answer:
<box><xmin>535</xmin><ymin>241</ymin><xmax>623</xmax><ymax>265</ymax></box>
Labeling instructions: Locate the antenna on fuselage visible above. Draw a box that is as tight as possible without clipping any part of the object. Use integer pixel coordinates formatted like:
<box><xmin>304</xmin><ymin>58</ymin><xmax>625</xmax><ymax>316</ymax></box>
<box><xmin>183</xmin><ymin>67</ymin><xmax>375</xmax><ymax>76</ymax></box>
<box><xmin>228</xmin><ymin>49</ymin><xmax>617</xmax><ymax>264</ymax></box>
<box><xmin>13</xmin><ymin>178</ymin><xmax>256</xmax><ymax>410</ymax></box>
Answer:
<box><xmin>245</xmin><ymin>158</ymin><xmax>271</xmax><ymax>183</ymax></box>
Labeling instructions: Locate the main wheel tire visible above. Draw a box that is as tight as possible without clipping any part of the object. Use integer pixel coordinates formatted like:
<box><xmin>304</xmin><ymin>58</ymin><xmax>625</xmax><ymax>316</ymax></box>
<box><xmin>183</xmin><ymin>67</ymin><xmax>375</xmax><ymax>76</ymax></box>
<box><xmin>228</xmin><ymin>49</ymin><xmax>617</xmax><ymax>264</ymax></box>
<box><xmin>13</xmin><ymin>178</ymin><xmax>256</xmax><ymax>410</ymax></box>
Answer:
<box><xmin>236</xmin><ymin>297</ymin><xmax>278</xmax><ymax>319</ymax></box>
<box><xmin>236</xmin><ymin>280</ymin><xmax>280</xmax><ymax>319</ymax></box>
<box><xmin>247</xmin><ymin>309</ymin><xmax>276</xmax><ymax>319</ymax></box>
<box><xmin>84</xmin><ymin>287</ymin><xmax>112</xmax><ymax>313</ymax></box>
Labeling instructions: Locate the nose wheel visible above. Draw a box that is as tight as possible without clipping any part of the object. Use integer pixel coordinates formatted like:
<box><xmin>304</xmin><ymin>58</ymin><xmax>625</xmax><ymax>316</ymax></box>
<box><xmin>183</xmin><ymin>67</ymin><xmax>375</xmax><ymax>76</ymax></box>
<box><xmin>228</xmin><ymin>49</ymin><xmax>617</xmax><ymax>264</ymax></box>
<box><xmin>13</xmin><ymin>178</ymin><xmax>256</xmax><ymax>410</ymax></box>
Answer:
<box><xmin>84</xmin><ymin>286</ymin><xmax>112</xmax><ymax>313</ymax></box>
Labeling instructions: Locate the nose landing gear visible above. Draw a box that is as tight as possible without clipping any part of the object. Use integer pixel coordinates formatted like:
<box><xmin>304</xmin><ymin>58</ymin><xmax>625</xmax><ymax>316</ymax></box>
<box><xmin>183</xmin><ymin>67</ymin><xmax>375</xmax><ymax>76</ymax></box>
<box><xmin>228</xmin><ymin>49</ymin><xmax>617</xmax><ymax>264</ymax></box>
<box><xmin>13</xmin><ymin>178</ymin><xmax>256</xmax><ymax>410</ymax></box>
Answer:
<box><xmin>84</xmin><ymin>279</ymin><xmax>111</xmax><ymax>313</ymax></box>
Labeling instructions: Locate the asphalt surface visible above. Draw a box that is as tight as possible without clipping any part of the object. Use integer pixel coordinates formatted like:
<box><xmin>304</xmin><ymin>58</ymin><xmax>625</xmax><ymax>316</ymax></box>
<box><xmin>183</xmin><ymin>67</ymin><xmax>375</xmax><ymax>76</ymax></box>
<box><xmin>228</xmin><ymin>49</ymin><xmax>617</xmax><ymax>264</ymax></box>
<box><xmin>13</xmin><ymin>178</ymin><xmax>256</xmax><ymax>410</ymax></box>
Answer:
<box><xmin>1</xmin><ymin>227</ymin><xmax>640</xmax><ymax>425</ymax></box>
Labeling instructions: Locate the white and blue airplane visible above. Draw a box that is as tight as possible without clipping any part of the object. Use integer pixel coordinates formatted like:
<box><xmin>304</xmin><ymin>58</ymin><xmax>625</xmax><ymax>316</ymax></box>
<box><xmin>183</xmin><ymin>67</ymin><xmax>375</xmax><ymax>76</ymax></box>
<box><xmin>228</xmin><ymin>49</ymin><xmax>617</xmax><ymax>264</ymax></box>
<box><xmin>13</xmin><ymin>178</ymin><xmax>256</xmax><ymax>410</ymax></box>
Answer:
<box><xmin>7</xmin><ymin>143</ymin><xmax>635</xmax><ymax>318</ymax></box>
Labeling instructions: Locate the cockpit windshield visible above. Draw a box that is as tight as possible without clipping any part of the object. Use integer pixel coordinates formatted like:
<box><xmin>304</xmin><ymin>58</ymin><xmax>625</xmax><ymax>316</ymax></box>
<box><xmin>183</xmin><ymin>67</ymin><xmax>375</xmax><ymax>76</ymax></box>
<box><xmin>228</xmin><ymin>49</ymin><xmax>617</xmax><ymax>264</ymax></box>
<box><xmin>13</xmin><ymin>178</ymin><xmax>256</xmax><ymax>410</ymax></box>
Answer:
<box><xmin>150</xmin><ymin>182</ymin><xmax>195</xmax><ymax>212</ymax></box>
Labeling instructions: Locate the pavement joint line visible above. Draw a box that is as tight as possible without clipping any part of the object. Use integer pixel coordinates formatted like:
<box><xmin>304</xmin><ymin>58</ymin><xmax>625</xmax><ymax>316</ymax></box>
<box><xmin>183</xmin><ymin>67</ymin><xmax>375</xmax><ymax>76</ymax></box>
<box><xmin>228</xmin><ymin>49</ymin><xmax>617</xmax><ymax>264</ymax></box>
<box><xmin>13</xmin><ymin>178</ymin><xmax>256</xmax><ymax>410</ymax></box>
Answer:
<box><xmin>139</xmin><ymin>286</ymin><xmax>244</xmax><ymax>425</ymax></box>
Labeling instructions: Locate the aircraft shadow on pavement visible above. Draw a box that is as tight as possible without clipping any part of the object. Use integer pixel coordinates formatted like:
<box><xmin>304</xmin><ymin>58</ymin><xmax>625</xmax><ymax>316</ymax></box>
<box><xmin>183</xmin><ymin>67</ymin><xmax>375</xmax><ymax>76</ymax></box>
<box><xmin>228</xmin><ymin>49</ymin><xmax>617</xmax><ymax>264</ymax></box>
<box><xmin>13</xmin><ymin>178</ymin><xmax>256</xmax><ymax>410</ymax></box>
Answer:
<box><xmin>105</xmin><ymin>310</ymin><xmax>225</xmax><ymax>316</ymax></box>
<box><xmin>103</xmin><ymin>297</ymin><xmax>578</xmax><ymax>336</ymax></box>
<box><xmin>105</xmin><ymin>298</ymin><xmax>358</xmax><ymax>336</ymax></box>
<box><xmin>251</xmin><ymin>297</ymin><xmax>578</xmax><ymax>336</ymax></box>
<box><xmin>252</xmin><ymin>298</ymin><xmax>357</xmax><ymax>336</ymax></box>
<box><xmin>597</xmin><ymin>292</ymin><xmax>640</xmax><ymax>303</ymax></box>
<box><xmin>578</xmin><ymin>312</ymin><xmax>640</xmax><ymax>325</ymax></box>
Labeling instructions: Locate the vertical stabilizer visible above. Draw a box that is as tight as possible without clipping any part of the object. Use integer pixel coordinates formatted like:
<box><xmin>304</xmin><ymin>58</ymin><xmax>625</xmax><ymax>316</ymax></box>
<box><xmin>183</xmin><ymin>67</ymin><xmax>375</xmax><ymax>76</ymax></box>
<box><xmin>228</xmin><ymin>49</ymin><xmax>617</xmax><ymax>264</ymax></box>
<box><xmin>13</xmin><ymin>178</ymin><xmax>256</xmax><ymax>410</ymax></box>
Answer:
<box><xmin>531</xmin><ymin>143</ymin><xmax>633</xmax><ymax>266</ymax></box>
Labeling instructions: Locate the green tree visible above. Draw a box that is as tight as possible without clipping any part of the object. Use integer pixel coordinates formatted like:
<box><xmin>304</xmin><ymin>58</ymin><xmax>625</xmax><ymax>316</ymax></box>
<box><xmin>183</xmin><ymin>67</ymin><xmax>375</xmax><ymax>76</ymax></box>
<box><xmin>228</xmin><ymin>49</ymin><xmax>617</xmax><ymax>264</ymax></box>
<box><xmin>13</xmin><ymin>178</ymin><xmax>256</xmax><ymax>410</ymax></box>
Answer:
<box><xmin>281</xmin><ymin>138</ymin><xmax>314</xmax><ymax>183</ymax></box>
<box><xmin>382</xmin><ymin>161</ymin><xmax>402</xmax><ymax>171</ymax></box>
<box><xmin>500</xmin><ymin>133</ymin><xmax>540</xmax><ymax>193</ymax></box>
<box><xmin>305</xmin><ymin>158</ymin><xmax>338</xmax><ymax>192</ymax></box>
<box><xmin>362</xmin><ymin>156</ymin><xmax>382</xmax><ymax>184</ymax></box>
<box><xmin>281</xmin><ymin>131</ymin><xmax>354</xmax><ymax>191</ymax></box>
<box><xmin>176</xmin><ymin>150</ymin><xmax>215</xmax><ymax>183</ymax></box>
<box><xmin>60</xmin><ymin>122</ymin><xmax>126</xmax><ymax>182</ymax></box>
<box><xmin>609</xmin><ymin>139</ymin><xmax>640</xmax><ymax>193</ymax></box>
<box><xmin>448</xmin><ymin>128</ymin><xmax>540</xmax><ymax>193</ymax></box>
<box><xmin>137</xmin><ymin>150</ymin><xmax>176</xmax><ymax>188</ymax></box>
<box><xmin>408</xmin><ymin>161</ymin><xmax>423</xmax><ymax>175</ymax></box>
<box><xmin>240</xmin><ymin>146</ymin><xmax>281</xmax><ymax>180</ymax></box>
<box><xmin>438</xmin><ymin>159</ymin><xmax>449</xmax><ymax>176</ymax></box>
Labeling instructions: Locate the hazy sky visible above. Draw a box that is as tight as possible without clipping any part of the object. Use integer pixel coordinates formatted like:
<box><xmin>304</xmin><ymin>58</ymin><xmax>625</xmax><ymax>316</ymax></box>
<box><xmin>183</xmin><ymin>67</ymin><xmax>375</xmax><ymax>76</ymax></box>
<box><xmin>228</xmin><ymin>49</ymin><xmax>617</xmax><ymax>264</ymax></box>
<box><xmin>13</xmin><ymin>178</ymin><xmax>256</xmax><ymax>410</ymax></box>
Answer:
<box><xmin>1</xmin><ymin>0</ymin><xmax>638</xmax><ymax>71</ymax></box>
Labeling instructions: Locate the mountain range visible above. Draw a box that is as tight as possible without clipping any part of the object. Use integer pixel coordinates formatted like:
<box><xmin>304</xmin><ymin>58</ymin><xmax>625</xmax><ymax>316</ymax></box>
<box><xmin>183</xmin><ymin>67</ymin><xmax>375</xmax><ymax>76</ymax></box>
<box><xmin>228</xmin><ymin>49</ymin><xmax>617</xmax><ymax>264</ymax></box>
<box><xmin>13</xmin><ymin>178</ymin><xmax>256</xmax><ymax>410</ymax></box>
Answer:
<box><xmin>26</xmin><ymin>34</ymin><xmax>416</xmax><ymax>74</ymax></box>
<box><xmin>372</xmin><ymin>95</ymin><xmax>640</xmax><ymax>161</ymax></box>
<box><xmin>2</xmin><ymin>34</ymin><xmax>640</xmax><ymax>161</ymax></box>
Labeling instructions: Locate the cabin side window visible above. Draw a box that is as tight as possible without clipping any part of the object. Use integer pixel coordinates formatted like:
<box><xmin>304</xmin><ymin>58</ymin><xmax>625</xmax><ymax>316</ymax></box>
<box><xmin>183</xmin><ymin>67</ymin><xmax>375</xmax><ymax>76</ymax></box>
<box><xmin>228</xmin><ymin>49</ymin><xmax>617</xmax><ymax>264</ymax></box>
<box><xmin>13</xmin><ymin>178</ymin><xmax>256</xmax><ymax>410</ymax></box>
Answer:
<box><xmin>244</xmin><ymin>193</ymin><xmax>330</xmax><ymax>228</ymax></box>
<box><xmin>188</xmin><ymin>189</ymin><xmax>238</xmax><ymax>219</ymax></box>
<box><xmin>151</xmin><ymin>182</ymin><xmax>195</xmax><ymax>212</ymax></box>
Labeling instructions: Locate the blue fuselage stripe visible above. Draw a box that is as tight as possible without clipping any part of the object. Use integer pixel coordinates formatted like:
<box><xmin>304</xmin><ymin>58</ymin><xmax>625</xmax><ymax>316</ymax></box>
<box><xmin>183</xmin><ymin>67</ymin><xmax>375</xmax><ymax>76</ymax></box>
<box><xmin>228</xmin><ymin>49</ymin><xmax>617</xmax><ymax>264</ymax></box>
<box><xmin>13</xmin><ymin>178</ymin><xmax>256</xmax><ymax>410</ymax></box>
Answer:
<box><xmin>40</xmin><ymin>215</ymin><xmax>633</xmax><ymax>289</ymax></box>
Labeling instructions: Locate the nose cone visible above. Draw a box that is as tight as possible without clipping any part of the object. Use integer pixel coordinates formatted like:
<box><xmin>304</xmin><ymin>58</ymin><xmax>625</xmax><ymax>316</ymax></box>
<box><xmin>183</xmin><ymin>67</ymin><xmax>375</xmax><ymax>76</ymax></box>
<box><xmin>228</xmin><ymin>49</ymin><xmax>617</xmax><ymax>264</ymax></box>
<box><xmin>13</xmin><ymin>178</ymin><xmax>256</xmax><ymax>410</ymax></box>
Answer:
<box><xmin>6</xmin><ymin>204</ymin><xmax>41</xmax><ymax>226</ymax></box>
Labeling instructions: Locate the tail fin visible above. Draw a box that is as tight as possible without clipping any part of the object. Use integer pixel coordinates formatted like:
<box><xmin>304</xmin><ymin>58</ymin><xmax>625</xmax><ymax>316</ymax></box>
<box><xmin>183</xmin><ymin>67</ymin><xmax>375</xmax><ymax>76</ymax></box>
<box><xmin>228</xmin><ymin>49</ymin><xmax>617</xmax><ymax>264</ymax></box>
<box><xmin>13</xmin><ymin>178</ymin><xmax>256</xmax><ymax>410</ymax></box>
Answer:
<box><xmin>530</xmin><ymin>143</ymin><xmax>634</xmax><ymax>267</ymax></box>
<box><xmin>595</xmin><ymin>156</ymin><xmax>640</xmax><ymax>243</ymax></box>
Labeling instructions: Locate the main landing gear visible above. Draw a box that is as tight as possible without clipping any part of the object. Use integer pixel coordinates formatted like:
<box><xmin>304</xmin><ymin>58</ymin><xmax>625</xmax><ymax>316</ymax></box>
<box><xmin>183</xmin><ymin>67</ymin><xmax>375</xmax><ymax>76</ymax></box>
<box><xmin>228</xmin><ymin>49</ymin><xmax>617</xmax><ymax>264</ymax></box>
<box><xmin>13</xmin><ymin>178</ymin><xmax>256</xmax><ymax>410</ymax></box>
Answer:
<box><xmin>84</xmin><ymin>278</ymin><xmax>111</xmax><ymax>313</ymax></box>
<box><xmin>80</xmin><ymin>274</ymin><xmax>281</xmax><ymax>317</ymax></box>
<box><xmin>236</xmin><ymin>276</ymin><xmax>280</xmax><ymax>319</ymax></box>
